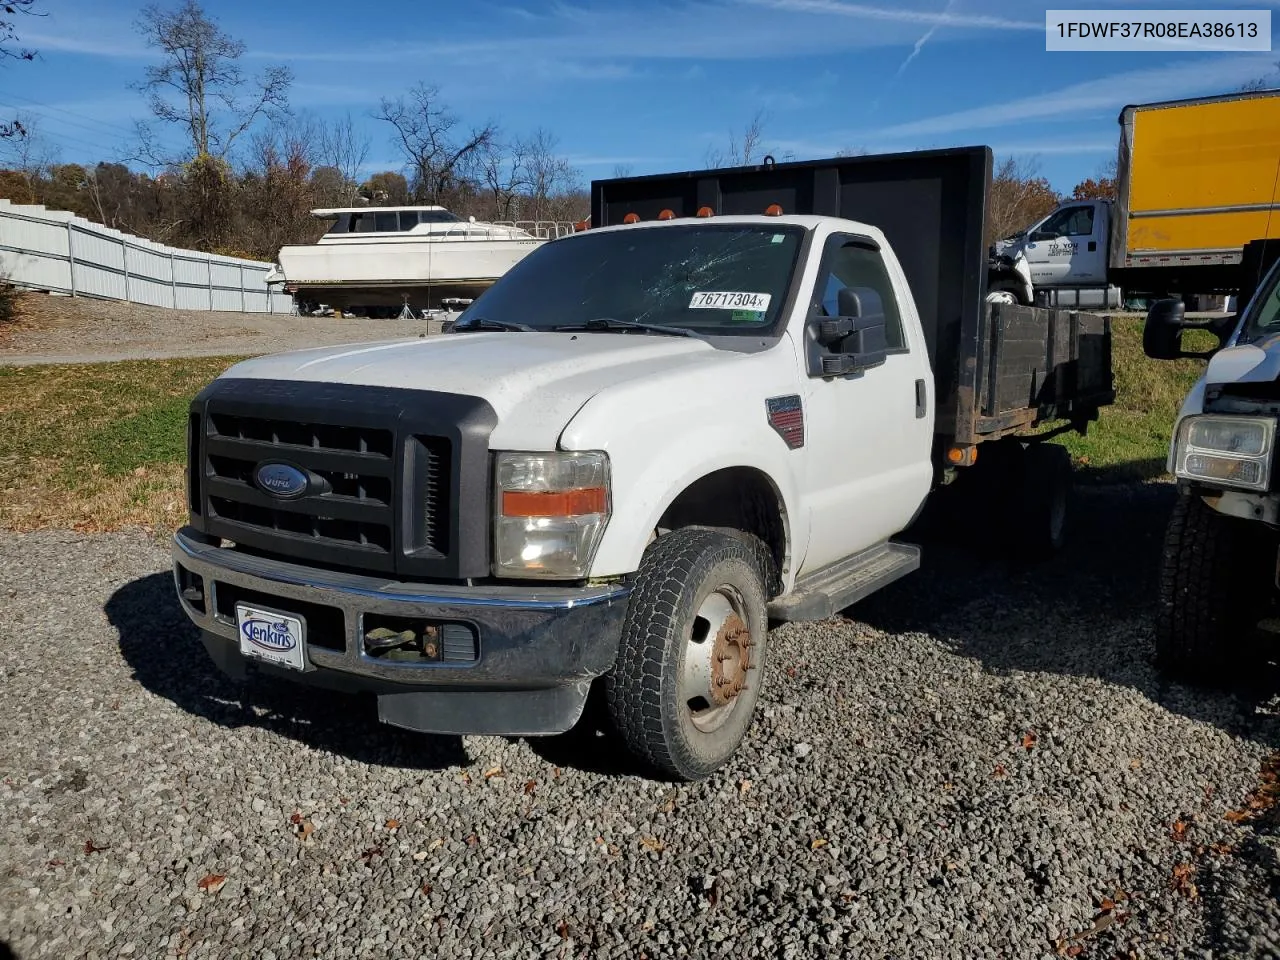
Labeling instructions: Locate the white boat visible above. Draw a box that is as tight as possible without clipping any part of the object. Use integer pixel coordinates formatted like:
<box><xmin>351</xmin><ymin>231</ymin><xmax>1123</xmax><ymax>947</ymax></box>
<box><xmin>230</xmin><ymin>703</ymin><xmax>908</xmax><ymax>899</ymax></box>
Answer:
<box><xmin>271</xmin><ymin>206</ymin><xmax>581</xmax><ymax>317</ymax></box>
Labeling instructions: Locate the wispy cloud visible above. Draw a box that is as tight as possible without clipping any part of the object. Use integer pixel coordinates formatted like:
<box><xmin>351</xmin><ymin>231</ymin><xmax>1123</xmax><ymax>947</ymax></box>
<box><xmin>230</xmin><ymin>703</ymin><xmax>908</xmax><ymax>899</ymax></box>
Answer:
<box><xmin>742</xmin><ymin>0</ymin><xmax>1040</xmax><ymax>31</ymax></box>
<box><xmin>864</xmin><ymin>55</ymin><xmax>1279</xmax><ymax>141</ymax></box>
<box><xmin>249</xmin><ymin>0</ymin><xmax>1039</xmax><ymax>70</ymax></box>
<box><xmin>20</xmin><ymin>30</ymin><xmax>146</xmax><ymax>59</ymax></box>
<box><xmin>894</xmin><ymin>0</ymin><xmax>956</xmax><ymax>80</ymax></box>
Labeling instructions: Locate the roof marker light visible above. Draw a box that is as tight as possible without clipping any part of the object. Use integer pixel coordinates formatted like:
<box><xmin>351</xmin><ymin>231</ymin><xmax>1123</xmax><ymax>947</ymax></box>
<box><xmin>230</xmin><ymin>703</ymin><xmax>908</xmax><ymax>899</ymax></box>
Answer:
<box><xmin>623</xmin><ymin>212</ymin><xmax>641</xmax><ymax>224</ymax></box>
<box><xmin>764</xmin><ymin>203</ymin><xmax>784</xmax><ymax>217</ymax></box>
<box><xmin>658</xmin><ymin>209</ymin><xmax>676</xmax><ymax>220</ymax></box>
<box><xmin>696</xmin><ymin>206</ymin><xmax>715</xmax><ymax>218</ymax></box>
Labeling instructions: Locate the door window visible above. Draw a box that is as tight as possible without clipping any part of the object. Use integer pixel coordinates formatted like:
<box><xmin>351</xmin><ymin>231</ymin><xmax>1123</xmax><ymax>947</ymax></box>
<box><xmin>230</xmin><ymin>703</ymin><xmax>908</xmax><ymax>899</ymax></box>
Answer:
<box><xmin>1038</xmin><ymin>205</ymin><xmax>1095</xmax><ymax>238</ymax></box>
<box><xmin>816</xmin><ymin>241</ymin><xmax>905</xmax><ymax>350</ymax></box>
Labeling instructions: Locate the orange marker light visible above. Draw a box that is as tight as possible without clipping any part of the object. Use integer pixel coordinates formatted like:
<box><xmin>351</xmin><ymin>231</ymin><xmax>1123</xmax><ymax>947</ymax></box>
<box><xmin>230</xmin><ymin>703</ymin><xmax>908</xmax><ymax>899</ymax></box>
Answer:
<box><xmin>658</xmin><ymin>209</ymin><xmax>676</xmax><ymax>220</ymax></box>
<box><xmin>946</xmin><ymin>446</ymin><xmax>978</xmax><ymax>467</ymax></box>
<box><xmin>502</xmin><ymin>488</ymin><xmax>608</xmax><ymax>518</ymax></box>
<box><xmin>764</xmin><ymin>203</ymin><xmax>784</xmax><ymax>216</ymax></box>
<box><xmin>696</xmin><ymin>206</ymin><xmax>715</xmax><ymax>218</ymax></box>
<box><xmin>623</xmin><ymin>212</ymin><xmax>641</xmax><ymax>224</ymax></box>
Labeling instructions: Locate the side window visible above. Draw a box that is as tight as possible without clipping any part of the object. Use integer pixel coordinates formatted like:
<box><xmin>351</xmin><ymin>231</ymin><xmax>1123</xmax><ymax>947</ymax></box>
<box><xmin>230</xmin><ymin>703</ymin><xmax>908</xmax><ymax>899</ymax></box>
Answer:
<box><xmin>1063</xmin><ymin>206</ymin><xmax>1094</xmax><ymax>237</ymax></box>
<box><xmin>399</xmin><ymin>211</ymin><xmax>420</xmax><ymax>231</ymax></box>
<box><xmin>375</xmin><ymin>212</ymin><xmax>400</xmax><ymax>232</ymax></box>
<box><xmin>1038</xmin><ymin>205</ymin><xmax>1093</xmax><ymax>238</ymax></box>
<box><xmin>817</xmin><ymin>241</ymin><xmax>905</xmax><ymax>351</ymax></box>
<box><xmin>351</xmin><ymin>213</ymin><xmax>373</xmax><ymax>233</ymax></box>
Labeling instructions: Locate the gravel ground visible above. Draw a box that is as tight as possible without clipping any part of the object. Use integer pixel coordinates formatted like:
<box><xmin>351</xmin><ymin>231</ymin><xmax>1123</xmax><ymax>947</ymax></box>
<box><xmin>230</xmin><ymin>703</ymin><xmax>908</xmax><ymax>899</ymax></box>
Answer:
<box><xmin>2</xmin><ymin>482</ymin><xmax>1279</xmax><ymax>959</ymax></box>
<box><xmin>0</xmin><ymin>292</ymin><xmax>430</xmax><ymax>365</ymax></box>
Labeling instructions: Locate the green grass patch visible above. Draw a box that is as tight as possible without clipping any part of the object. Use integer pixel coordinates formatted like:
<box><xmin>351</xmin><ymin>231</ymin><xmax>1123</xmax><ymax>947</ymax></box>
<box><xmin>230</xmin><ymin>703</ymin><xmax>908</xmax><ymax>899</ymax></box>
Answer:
<box><xmin>1049</xmin><ymin>318</ymin><xmax>1215</xmax><ymax>484</ymax></box>
<box><xmin>0</xmin><ymin>356</ymin><xmax>246</xmax><ymax>531</ymax></box>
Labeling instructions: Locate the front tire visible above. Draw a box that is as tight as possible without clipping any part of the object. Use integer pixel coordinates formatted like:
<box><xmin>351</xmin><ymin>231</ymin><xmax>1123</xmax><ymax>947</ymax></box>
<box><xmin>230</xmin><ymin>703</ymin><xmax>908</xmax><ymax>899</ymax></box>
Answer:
<box><xmin>1156</xmin><ymin>490</ymin><xmax>1273</xmax><ymax>684</ymax></box>
<box><xmin>605</xmin><ymin>528</ymin><xmax>770</xmax><ymax>781</ymax></box>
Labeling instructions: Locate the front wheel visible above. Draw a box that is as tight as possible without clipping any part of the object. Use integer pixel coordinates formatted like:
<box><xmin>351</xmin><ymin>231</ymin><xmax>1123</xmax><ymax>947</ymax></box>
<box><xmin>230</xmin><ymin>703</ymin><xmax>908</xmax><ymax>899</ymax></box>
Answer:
<box><xmin>604</xmin><ymin>528</ymin><xmax>770</xmax><ymax>781</ymax></box>
<box><xmin>1156</xmin><ymin>490</ymin><xmax>1274</xmax><ymax>685</ymax></box>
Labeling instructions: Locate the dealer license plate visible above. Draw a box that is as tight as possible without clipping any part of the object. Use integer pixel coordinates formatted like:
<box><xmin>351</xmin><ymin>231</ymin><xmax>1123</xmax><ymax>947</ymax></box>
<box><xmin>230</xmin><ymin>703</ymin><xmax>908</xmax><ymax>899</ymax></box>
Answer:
<box><xmin>235</xmin><ymin>604</ymin><xmax>306</xmax><ymax>671</ymax></box>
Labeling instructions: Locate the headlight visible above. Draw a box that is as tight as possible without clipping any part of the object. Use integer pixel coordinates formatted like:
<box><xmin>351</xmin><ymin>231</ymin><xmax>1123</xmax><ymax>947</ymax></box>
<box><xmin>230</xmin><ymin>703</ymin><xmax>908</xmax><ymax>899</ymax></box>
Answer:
<box><xmin>1174</xmin><ymin>415</ymin><xmax>1275</xmax><ymax>492</ymax></box>
<box><xmin>493</xmin><ymin>451</ymin><xmax>611</xmax><ymax>579</ymax></box>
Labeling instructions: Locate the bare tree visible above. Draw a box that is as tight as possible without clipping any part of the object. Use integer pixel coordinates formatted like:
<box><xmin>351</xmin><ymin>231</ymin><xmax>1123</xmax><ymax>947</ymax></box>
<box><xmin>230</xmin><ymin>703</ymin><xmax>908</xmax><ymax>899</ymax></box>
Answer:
<box><xmin>521</xmin><ymin>129</ymin><xmax>579</xmax><ymax>222</ymax></box>
<box><xmin>318</xmin><ymin>111</ymin><xmax>370</xmax><ymax>204</ymax></box>
<box><xmin>612</xmin><ymin>163</ymin><xmax>633</xmax><ymax>179</ymax></box>
<box><xmin>375</xmin><ymin>83</ymin><xmax>497</xmax><ymax>204</ymax></box>
<box><xmin>132</xmin><ymin>0</ymin><xmax>292</xmax><ymax>165</ymax></box>
<box><xmin>1240</xmin><ymin>61</ymin><xmax>1280</xmax><ymax>92</ymax></box>
<box><xmin>1</xmin><ymin>0</ymin><xmax>41</xmax><ymax>139</ymax></box>
<box><xmin>706</xmin><ymin>109</ymin><xmax>772</xmax><ymax>168</ymax></box>
<box><xmin>1</xmin><ymin>110</ymin><xmax>57</xmax><ymax>188</ymax></box>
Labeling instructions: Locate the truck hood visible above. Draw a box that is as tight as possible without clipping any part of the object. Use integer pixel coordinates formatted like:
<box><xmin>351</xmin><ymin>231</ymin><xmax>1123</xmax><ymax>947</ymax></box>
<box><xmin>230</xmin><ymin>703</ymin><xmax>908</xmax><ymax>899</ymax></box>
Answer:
<box><xmin>218</xmin><ymin>331</ymin><xmax>740</xmax><ymax>447</ymax></box>
<box><xmin>1204</xmin><ymin>331</ymin><xmax>1280</xmax><ymax>386</ymax></box>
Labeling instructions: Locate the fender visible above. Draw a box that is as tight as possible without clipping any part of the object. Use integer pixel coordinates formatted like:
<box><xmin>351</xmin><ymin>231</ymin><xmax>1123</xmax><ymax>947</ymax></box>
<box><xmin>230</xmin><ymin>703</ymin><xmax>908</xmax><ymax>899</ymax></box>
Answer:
<box><xmin>556</xmin><ymin>339</ymin><xmax>809</xmax><ymax>587</ymax></box>
<box><xmin>569</xmin><ymin>423</ymin><xmax>806</xmax><ymax>587</ymax></box>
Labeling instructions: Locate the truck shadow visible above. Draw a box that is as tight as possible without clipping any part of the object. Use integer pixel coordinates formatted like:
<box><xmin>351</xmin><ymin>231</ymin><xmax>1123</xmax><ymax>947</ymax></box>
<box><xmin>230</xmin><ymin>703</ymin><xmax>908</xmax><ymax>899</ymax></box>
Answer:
<box><xmin>855</xmin><ymin>479</ymin><xmax>1280</xmax><ymax>745</ymax></box>
<box><xmin>105</xmin><ymin>574</ymin><xmax>470</xmax><ymax>771</ymax></box>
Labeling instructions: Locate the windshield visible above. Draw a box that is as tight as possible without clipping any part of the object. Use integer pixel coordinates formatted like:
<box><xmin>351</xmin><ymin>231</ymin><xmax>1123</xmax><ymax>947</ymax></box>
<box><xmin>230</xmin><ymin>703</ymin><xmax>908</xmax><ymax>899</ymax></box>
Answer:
<box><xmin>1240</xmin><ymin>261</ymin><xmax>1280</xmax><ymax>344</ymax></box>
<box><xmin>454</xmin><ymin>223</ymin><xmax>806</xmax><ymax>336</ymax></box>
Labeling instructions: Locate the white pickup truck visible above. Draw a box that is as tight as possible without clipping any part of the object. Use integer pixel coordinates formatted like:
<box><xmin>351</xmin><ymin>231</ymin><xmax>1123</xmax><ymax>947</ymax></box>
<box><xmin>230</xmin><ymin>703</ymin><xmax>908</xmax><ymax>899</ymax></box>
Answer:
<box><xmin>172</xmin><ymin>148</ymin><xmax>1114</xmax><ymax>780</ymax></box>
<box><xmin>1143</xmin><ymin>250</ymin><xmax>1280</xmax><ymax>684</ymax></box>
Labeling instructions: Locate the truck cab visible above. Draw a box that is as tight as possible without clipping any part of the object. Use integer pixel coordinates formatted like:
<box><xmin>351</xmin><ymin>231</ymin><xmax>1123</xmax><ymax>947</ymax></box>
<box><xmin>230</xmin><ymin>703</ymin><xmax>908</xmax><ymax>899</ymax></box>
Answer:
<box><xmin>990</xmin><ymin>199</ymin><xmax>1121</xmax><ymax>309</ymax></box>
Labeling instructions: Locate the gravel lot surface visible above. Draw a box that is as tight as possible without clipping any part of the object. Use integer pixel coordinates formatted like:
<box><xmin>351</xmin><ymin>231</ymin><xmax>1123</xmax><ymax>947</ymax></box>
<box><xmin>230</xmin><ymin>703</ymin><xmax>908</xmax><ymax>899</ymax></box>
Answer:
<box><xmin>2</xmin><ymin>482</ymin><xmax>1279</xmax><ymax>959</ymax></box>
<box><xmin>1</xmin><ymin>292</ymin><xmax>430</xmax><ymax>365</ymax></box>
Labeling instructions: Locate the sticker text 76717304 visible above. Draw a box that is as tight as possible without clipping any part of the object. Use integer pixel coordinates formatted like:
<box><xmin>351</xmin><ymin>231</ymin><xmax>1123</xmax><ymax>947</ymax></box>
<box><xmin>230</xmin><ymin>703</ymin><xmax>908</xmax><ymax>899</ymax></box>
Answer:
<box><xmin>689</xmin><ymin>291</ymin><xmax>772</xmax><ymax>311</ymax></box>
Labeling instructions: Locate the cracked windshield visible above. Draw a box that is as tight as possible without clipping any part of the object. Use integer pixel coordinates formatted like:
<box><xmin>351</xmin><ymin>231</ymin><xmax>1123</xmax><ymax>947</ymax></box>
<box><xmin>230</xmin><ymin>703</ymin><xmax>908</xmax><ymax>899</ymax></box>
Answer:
<box><xmin>455</xmin><ymin>224</ymin><xmax>804</xmax><ymax>335</ymax></box>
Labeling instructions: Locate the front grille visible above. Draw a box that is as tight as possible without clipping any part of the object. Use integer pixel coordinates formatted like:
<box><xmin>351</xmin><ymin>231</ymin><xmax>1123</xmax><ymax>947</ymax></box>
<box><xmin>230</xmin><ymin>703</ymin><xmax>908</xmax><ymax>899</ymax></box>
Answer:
<box><xmin>189</xmin><ymin>378</ymin><xmax>496</xmax><ymax>581</ymax></box>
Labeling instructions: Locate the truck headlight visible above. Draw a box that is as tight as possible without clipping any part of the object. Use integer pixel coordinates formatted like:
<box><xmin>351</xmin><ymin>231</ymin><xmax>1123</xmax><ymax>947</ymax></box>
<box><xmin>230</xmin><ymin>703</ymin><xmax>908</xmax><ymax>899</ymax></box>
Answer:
<box><xmin>1174</xmin><ymin>415</ymin><xmax>1275</xmax><ymax>492</ymax></box>
<box><xmin>493</xmin><ymin>451</ymin><xmax>611</xmax><ymax>579</ymax></box>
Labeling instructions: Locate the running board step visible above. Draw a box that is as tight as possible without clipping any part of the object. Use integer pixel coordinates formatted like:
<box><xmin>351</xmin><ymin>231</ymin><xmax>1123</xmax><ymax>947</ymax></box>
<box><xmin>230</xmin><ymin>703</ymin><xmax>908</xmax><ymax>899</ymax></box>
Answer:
<box><xmin>767</xmin><ymin>541</ymin><xmax>920</xmax><ymax>623</ymax></box>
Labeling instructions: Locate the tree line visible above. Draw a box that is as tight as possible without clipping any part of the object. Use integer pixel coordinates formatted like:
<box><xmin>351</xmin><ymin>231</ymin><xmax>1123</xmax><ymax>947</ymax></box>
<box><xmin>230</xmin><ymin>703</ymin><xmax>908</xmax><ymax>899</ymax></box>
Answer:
<box><xmin>0</xmin><ymin>1</ymin><xmax>587</xmax><ymax>261</ymax></box>
<box><xmin>4</xmin><ymin>1</ymin><xmax>1271</xmax><ymax>263</ymax></box>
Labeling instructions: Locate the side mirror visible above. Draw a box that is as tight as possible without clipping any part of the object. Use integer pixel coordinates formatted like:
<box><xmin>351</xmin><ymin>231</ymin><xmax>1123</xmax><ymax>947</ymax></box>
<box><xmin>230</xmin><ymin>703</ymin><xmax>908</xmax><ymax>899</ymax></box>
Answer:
<box><xmin>1142</xmin><ymin>297</ymin><xmax>1236</xmax><ymax>361</ymax></box>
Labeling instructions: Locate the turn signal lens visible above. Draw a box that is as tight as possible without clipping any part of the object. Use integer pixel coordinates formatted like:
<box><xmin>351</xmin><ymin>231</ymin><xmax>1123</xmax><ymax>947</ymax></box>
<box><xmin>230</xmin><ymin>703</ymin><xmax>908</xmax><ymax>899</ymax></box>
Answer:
<box><xmin>502</xmin><ymin>487</ymin><xmax>608</xmax><ymax>518</ymax></box>
<box><xmin>946</xmin><ymin>446</ymin><xmax>977</xmax><ymax>467</ymax></box>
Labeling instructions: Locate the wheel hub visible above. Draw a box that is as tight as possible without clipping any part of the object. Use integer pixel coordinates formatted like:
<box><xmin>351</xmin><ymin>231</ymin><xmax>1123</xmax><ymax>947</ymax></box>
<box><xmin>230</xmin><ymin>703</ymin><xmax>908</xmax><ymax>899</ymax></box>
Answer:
<box><xmin>709</xmin><ymin>613</ymin><xmax>752</xmax><ymax>706</ymax></box>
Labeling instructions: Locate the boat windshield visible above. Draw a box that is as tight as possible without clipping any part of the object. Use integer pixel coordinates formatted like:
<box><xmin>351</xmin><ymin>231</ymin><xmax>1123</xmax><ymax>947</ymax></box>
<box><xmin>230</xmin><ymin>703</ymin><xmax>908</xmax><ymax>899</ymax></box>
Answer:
<box><xmin>454</xmin><ymin>223</ymin><xmax>806</xmax><ymax>337</ymax></box>
<box><xmin>324</xmin><ymin>209</ymin><xmax>462</xmax><ymax>235</ymax></box>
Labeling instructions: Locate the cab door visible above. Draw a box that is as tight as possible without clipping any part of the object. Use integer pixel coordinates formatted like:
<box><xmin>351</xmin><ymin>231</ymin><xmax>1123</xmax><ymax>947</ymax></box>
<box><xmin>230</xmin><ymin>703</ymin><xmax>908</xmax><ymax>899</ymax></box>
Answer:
<box><xmin>1025</xmin><ymin>203</ymin><xmax>1098</xmax><ymax>285</ymax></box>
<box><xmin>793</xmin><ymin>233</ymin><xmax>935</xmax><ymax>576</ymax></box>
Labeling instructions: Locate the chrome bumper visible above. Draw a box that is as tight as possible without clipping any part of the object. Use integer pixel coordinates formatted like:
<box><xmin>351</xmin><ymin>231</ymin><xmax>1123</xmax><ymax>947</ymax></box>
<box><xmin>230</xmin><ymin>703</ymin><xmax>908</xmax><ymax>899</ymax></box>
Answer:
<box><xmin>170</xmin><ymin>527</ymin><xmax>632</xmax><ymax>735</ymax></box>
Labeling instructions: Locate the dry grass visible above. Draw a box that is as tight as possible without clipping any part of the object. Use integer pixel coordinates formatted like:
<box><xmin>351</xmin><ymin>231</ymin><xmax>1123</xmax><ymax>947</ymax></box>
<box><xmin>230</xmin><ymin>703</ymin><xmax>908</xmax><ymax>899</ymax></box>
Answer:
<box><xmin>0</xmin><ymin>356</ymin><xmax>245</xmax><ymax>532</ymax></box>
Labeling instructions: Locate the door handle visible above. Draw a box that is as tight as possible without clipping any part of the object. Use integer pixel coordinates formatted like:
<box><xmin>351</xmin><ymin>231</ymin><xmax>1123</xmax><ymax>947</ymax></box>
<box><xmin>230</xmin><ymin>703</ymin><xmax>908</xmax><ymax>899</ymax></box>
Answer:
<box><xmin>915</xmin><ymin>379</ymin><xmax>927</xmax><ymax>418</ymax></box>
<box><xmin>1087</xmin><ymin>241</ymin><xmax>1097</xmax><ymax>252</ymax></box>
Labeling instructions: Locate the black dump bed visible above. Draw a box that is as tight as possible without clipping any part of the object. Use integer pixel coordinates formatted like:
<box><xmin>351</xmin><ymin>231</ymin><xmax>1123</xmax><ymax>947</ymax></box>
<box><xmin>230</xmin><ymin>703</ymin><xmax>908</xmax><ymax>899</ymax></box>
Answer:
<box><xmin>591</xmin><ymin>147</ymin><xmax>1114</xmax><ymax>449</ymax></box>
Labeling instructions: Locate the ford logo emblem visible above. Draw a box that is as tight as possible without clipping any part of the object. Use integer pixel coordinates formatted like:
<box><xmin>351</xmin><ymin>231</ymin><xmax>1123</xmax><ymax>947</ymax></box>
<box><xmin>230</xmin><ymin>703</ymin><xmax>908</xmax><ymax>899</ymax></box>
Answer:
<box><xmin>255</xmin><ymin>462</ymin><xmax>309</xmax><ymax>499</ymax></box>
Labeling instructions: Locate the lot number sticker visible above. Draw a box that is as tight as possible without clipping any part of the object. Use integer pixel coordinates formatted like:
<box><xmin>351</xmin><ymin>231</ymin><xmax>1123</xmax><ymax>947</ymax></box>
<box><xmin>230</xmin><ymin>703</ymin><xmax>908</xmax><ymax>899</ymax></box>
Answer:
<box><xmin>689</xmin><ymin>291</ymin><xmax>772</xmax><ymax>311</ymax></box>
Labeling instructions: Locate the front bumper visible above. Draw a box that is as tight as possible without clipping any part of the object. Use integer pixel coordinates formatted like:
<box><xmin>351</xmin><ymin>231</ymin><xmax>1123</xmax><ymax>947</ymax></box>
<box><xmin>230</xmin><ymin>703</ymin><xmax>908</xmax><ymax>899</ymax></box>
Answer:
<box><xmin>171</xmin><ymin>527</ymin><xmax>631</xmax><ymax>736</ymax></box>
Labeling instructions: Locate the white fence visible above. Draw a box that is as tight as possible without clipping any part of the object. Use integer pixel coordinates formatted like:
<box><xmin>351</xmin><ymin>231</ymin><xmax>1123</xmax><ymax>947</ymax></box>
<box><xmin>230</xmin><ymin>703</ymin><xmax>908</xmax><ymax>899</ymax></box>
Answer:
<box><xmin>0</xmin><ymin>199</ymin><xmax>294</xmax><ymax>313</ymax></box>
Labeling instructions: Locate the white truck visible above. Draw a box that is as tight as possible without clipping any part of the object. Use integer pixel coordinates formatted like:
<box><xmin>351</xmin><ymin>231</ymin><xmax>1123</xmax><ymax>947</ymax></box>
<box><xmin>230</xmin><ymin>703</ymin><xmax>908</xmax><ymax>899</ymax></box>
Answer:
<box><xmin>988</xmin><ymin>90</ymin><xmax>1280</xmax><ymax>311</ymax></box>
<box><xmin>1143</xmin><ymin>251</ymin><xmax>1280</xmax><ymax>683</ymax></box>
<box><xmin>171</xmin><ymin>148</ymin><xmax>1115</xmax><ymax>781</ymax></box>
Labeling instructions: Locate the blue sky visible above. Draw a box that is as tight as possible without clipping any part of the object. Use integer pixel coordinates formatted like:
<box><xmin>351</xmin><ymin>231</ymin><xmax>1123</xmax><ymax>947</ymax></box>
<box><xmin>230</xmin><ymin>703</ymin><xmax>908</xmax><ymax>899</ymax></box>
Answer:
<box><xmin>5</xmin><ymin>0</ymin><xmax>1279</xmax><ymax>193</ymax></box>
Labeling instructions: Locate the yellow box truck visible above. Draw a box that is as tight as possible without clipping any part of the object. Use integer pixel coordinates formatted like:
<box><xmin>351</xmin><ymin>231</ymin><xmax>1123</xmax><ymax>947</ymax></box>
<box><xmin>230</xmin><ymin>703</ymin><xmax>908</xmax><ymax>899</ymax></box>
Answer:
<box><xmin>988</xmin><ymin>89</ymin><xmax>1280</xmax><ymax>308</ymax></box>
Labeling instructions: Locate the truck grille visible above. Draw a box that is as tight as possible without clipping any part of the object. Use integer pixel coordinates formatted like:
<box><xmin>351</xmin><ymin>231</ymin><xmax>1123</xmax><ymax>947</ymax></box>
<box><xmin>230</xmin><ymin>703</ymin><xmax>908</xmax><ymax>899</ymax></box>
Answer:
<box><xmin>189</xmin><ymin>378</ymin><xmax>496</xmax><ymax>581</ymax></box>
